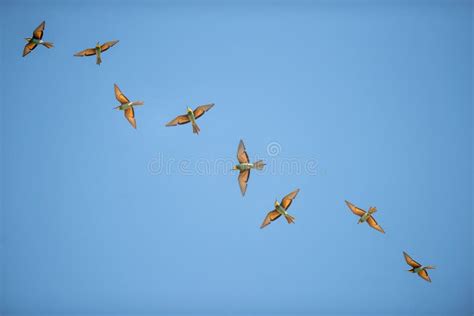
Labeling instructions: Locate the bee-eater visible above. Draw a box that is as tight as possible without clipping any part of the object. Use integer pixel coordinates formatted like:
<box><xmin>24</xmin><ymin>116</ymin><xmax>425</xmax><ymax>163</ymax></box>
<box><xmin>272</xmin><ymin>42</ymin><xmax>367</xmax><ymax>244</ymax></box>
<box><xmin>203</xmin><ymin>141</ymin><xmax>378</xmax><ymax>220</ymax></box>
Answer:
<box><xmin>261</xmin><ymin>189</ymin><xmax>300</xmax><ymax>229</ymax></box>
<box><xmin>113</xmin><ymin>84</ymin><xmax>144</xmax><ymax>129</ymax></box>
<box><xmin>23</xmin><ymin>21</ymin><xmax>53</xmax><ymax>57</ymax></box>
<box><xmin>165</xmin><ymin>104</ymin><xmax>214</xmax><ymax>134</ymax></box>
<box><xmin>74</xmin><ymin>40</ymin><xmax>119</xmax><ymax>65</ymax></box>
<box><xmin>345</xmin><ymin>200</ymin><xmax>385</xmax><ymax>233</ymax></box>
<box><xmin>232</xmin><ymin>140</ymin><xmax>265</xmax><ymax>196</ymax></box>
<box><xmin>403</xmin><ymin>251</ymin><xmax>435</xmax><ymax>283</ymax></box>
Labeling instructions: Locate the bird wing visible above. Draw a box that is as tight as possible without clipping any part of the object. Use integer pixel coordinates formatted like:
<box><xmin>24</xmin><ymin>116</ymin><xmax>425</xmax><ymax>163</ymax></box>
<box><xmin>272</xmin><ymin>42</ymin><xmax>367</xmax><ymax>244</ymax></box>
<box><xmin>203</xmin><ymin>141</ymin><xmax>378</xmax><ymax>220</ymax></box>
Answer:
<box><xmin>22</xmin><ymin>42</ymin><xmax>37</xmax><ymax>57</ymax></box>
<box><xmin>238</xmin><ymin>169</ymin><xmax>250</xmax><ymax>196</ymax></box>
<box><xmin>345</xmin><ymin>200</ymin><xmax>366</xmax><ymax>217</ymax></box>
<box><xmin>193</xmin><ymin>103</ymin><xmax>214</xmax><ymax>119</ymax></box>
<box><xmin>166</xmin><ymin>114</ymin><xmax>191</xmax><ymax>126</ymax></box>
<box><xmin>32</xmin><ymin>21</ymin><xmax>45</xmax><ymax>39</ymax></box>
<box><xmin>280</xmin><ymin>188</ymin><xmax>300</xmax><ymax>209</ymax></box>
<box><xmin>114</xmin><ymin>84</ymin><xmax>130</xmax><ymax>104</ymax></box>
<box><xmin>403</xmin><ymin>252</ymin><xmax>422</xmax><ymax>268</ymax></box>
<box><xmin>417</xmin><ymin>269</ymin><xmax>431</xmax><ymax>283</ymax></box>
<box><xmin>237</xmin><ymin>140</ymin><xmax>250</xmax><ymax>164</ymax></box>
<box><xmin>124</xmin><ymin>107</ymin><xmax>136</xmax><ymax>129</ymax></box>
<box><xmin>74</xmin><ymin>48</ymin><xmax>96</xmax><ymax>57</ymax></box>
<box><xmin>366</xmin><ymin>215</ymin><xmax>385</xmax><ymax>233</ymax></box>
<box><xmin>260</xmin><ymin>210</ymin><xmax>281</xmax><ymax>229</ymax></box>
<box><xmin>100</xmin><ymin>40</ymin><xmax>119</xmax><ymax>52</ymax></box>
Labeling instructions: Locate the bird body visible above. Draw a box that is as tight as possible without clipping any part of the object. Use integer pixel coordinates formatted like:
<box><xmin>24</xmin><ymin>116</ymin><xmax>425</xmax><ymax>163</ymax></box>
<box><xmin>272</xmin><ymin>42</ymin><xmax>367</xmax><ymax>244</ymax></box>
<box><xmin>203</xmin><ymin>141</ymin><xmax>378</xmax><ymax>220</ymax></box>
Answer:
<box><xmin>113</xmin><ymin>84</ymin><xmax>144</xmax><ymax>129</ymax></box>
<box><xmin>403</xmin><ymin>251</ymin><xmax>435</xmax><ymax>282</ymax></box>
<box><xmin>345</xmin><ymin>200</ymin><xmax>385</xmax><ymax>233</ymax></box>
<box><xmin>74</xmin><ymin>40</ymin><xmax>119</xmax><ymax>65</ymax></box>
<box><xmin>165</xmin><ymin>104</ymin><xmax>214</xmax><ymax>134</ymax></box>
<box><xmin>260</xmin><ymin>189</ymin><xmax>300</xmax><ymax>229</ymax></box>
<box><xmin>23</xmin><ymin>21</ymin><xmax>53</xmax><ymax>57</ymax></box>
<box><xmin>232</xmin><ymin>140</ymin><xmax>265</xmax><ymax>195</ymax></box>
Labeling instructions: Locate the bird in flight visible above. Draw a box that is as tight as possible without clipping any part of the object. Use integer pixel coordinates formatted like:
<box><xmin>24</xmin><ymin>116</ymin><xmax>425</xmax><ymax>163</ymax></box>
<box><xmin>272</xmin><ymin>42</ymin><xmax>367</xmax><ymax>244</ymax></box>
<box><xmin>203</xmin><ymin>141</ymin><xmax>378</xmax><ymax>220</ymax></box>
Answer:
<box><xmin>403</xmin><ymin>251</ymin><xmax>435</xmax><ymax>283</ymax></box>
<box><xmin>165</xmin><ymin>104</ymin><xmax>214</xmax><ymax>135</ymax></box>
<box><xmin>345</xmin><ymin>200</ymin><xmax>385</xmax><ymax>233</ymax></box>
<box><xmin>261</xmin><ymin>189</ymin><xmax>300</xmax><ymax>229</ymax></box>
<box><xmin>74</xmin><ymin>40</ymin><xmax>119</xmax><ymax>65</ymax></box>
<box><xmin>232</xmin><ymin>140</ymin><xmax>265</xmax><ymax>196</ymax></box>
<box><xmin>23</xmin><ymin>21</ymin><xmax>53</xmax><ymax>57</ymax></box>
<box><xmin>113</xmin><ymin>84</ymin><xmax>144</xmax><ymax>129</ymax></box>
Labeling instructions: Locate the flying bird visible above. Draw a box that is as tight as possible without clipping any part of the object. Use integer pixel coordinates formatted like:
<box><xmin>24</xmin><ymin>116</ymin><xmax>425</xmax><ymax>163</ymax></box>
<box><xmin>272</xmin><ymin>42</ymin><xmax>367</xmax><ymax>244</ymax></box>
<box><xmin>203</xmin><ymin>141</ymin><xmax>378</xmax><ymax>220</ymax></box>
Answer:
<box><xmin>261</xmin><ymin>189</ymin><xmax>300</xmax><ymax>229</ymax></box>
<box><xmin>345</xmin><ymin>200</ymin><xmax>385</xmax><ymax>233</ymax></box>
<box><xmin>23</xmin><ymin>21</ymin><xmax>53</xmax><ymax>57</ymax></box>
<box><xmin>165</xmin><ymin>104</ymin><xmax>214</xmax><ymax>134</ymax></box>
<box><xmin>232</xmin><ymin>140</ymin><xmax>265</xmax><ymax>196</ymax></box>
<box><xmin>113</xmin><ymin>84</ymin><xmax>144</xmax><ymax>129</ymax></box>
<box><xmin>403</xmin><ymin>251</ymin><xmax>435</xmax><ymax>283</ymax></box>
<box><xmin>74</xmin><ymin>40</ymin><xmax>119</xmax><ymax>65</ymax></box>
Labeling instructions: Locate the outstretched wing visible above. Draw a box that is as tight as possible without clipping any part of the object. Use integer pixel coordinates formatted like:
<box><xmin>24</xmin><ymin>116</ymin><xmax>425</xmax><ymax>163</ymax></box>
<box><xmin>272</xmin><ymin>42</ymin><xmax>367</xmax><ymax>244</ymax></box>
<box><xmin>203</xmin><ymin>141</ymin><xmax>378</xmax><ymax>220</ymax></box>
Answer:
<box><xmin>74</xmin><ymin>48</ymin><xmax>96</xmax><ymax>57</ymax></box>
<box><xmin>366</xmin><ymin>216</ymin><xmax>385</xmax><ymax>233</ymax></box>
<box><xmin>22</xmin><ymin>42</ymin><xmax>37</xmax><ymax>57</ymax></box>
<box><xmin>260</xmin><ymin>210</ymin><xmax>281</xmax><ymax>229</ymax></box>
<box><xmin>345</xmin><ymin>200</ymin><xmax>366</xmax><ymax>217</ymax></box>
<box><xmin>417</xmin><ymin>270</ymin><xmax>432</xmax><ymax>283</ymax></box>
<box><xmin>166</xmin><ymin>114</ymin><xmax>190</xmax><ymax>126</ymax></box>
<box><xmin>114</xmin><ymin>84</ymin><xmax>129</xmax><ymax>104</ymax></box>
<box><xmin>100</xmin><ymin>40</ymin><xmax>119</xmax><ymax>52</ymax></box>
<box><xmin>403</xmin><ymin>252</ymin><xmax>422</xmax><ymax>268</ymax></box>
<box><xmin>237</xmin><ymin>140</ymin><xmax>249</xmax><ymax>164</ymax></box>
<box><xmin>238</xmin><ymin>169</ymin><xmax>250</xmax><ymax>196</ymax></box>
<box><xmin>280</xmin><ymin>188</ymin><xmax>300</xmax><ymax>209</ymax></box>
<box><xmin>32</xmin><ymin>21</ymin><xmax>45</xmax><ymax>40</ymax></box>
<box><xmin>193</xmin><ymin>103</ymin><xmax>214</xmax><ymax>119</ymax></box>
<box><xmin>124</xmin><ymin>107</ymin><xmax>136</xmax><ymax>129</ymax></box>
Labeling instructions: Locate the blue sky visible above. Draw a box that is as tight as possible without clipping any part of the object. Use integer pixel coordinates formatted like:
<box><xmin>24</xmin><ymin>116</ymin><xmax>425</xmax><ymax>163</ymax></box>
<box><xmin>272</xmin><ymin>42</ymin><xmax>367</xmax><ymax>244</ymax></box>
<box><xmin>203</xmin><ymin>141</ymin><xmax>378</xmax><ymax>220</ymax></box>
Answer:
<box><xmin>1</xmin><ymin>0</ymin><xmax>472</xmax><ymax>315</ymax></box>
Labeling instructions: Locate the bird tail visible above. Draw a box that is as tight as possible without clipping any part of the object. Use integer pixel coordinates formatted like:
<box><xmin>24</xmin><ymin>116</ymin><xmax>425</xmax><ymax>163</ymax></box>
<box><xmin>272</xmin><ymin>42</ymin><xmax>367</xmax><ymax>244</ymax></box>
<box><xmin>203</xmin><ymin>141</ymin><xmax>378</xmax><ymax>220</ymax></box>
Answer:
<box><xmin>285</xmin><ymin>214</ymin><xmax>295</xmax><ymax>224</ymax></box>
<box><xmin>132</xmin><ymin>101</ymin><xmax>144</xmax><ymax>106</ymax></box>
<box><xmin>42</xmin><ymin>42</ymin><xmax>54</xmax><ymax>49</ymax></box>
<box><xmin>253</xmin><ymin>160</ymin><xmax>266</xmax><ymax>170</ymax></box>
<box><xmin>192</xmin><ymin>122</ymin><xmax>200</xmax><ymax>134</ymax></box>
<box><xmin>425</xmin><ymin>266</ymin><xmax>436</xmax><ymax>270</ymax></box>
<box><xmin>96</xmin><ymin>55</ymin><xmax>102</xmax><ymax>65</ymax></box>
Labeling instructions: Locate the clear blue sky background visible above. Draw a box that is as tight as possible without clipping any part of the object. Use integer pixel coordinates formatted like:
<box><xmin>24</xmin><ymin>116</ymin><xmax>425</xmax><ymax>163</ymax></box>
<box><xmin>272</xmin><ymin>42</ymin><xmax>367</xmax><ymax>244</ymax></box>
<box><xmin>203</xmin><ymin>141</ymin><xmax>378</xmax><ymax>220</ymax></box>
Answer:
<box><xmin>1</xmin><ymin>0</ymin><xmax>472</xmax><ymax>315</ymax></box>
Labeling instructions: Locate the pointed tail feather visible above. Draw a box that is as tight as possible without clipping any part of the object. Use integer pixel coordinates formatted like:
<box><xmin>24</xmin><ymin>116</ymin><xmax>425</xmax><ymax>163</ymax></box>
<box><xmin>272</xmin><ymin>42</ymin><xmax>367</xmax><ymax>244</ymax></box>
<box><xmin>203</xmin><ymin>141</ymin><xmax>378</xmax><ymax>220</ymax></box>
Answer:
<box><xmin>425</xmin><ymin>266</ymin><xmax>436</xmax><ymax>270</ymax></box>
<box><xmin>42</xmin><ymin>42</ymin><xmax>53</xmax><ymax>49</ymax></box>
<box><xmin>132</xmin><ymin>101</ymin><xmax>144</xmax><ymax>106</ymax></box>
<box><xmin>192</xmin><ymin>122</ymin><xmax>200</xmax><ymax>134</ymax></box>
<box><xmin>285</xmin><ymin>214</ymin><xmax>295</xmax><ymax>224</ymax></box>
<box><xmin>96</xmin><ymin>55</ymin><xmax>102</xmax><ymax>65</ymax></box>
<box><xmin>253</xmin><ymin>160</ymin><xmax>265</xmax><ymax>170</ymax></box>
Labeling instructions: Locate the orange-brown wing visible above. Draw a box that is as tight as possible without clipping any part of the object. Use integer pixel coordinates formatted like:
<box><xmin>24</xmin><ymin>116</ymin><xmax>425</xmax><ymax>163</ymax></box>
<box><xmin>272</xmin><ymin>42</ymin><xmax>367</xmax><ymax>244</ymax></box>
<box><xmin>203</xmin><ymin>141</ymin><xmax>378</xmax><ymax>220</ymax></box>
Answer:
<box><xmin>32</xmin><ymin>21</ymin><xmax>45</xmax><ymax>39</ymax></box>
<box><xmin>366</xmin><ymin>215</ymin><xmax>385</xmax><ymax>233</ymax></box>
<box><xmin>166</xmin><ymin>114</ymin><xmax>191</xmax><ymax>126</ymax></box>
<box><xmin>100</xmin><ymin>40</ymin><xmax>119</xmax><ymax>52</ymax></box>
<box><xmin>280</xmin><ymin>188</ymin><xmax>300</xmax><ymax>209</ymax></box>
<box><xmin>260</xmin><ymin>210</ymin><xmax>281</xmax><ymax>229</ymax></box>
<box><xmin>74</xmin><ymin>48</ymin><xmax>96</xmax><ymax>57</ymax></box>
<box><xmin>345</xmin><ymin>200</ymin><xmax>366</xmax><ymax>217</ymax></box>
<box><xmin>417</xmin><ymin>269</ymin><xmax>431</xmax><ymax>282</ymax></box>
<box><xmin>124</xmin><ymin>107</ymin><xmax>136</xmax><ymax>129</ymax></box>
<box><xmin>114</xmin><ymin>84</ymin><xmax>129</xmax><ymax>104</ymax></box>
<box><xmin>22</xmin><ymin>42</ymin><xmax>37</xmax><ymax>57</ymax></box>
<box><xmin>193</xmin><ymin>103</ymin><xmax>214</xmax><ymax>119</ymax></box>
<box><xmin>238</xmin><ymin>169</ymin><xmax>250</xmax><ymax>196</ymax></box>
<box><xmin>237</xmin><ymin>140</ymin><xmax>249</xmax><ymax>164</ymax></box>
<box><xmin>403</xmin><ymin>252</ymin><xmax>422</xmax><ymax>268</ymax></box>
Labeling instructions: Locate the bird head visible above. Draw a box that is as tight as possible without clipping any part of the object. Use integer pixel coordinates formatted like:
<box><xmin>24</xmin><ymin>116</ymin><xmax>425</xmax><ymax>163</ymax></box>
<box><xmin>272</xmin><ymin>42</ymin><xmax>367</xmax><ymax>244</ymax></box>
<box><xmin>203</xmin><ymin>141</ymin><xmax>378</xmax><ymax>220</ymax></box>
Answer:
<box><xmin>274</xmin><ymin>200</ymin><xmax>280</xmax><ymax>208</ymax></box>
<box><xmin>232</xmin><ymin>165</ymin><xmax>238</xmax><ymax>170</ymax></box>
<box><xmin>96</xmin><ymin>42</ymin><xmax>100</xmax><ymax>48</ymax></box>
<box><xmin>186</xmin><ymin>107</ymin><xmax>193</xmax><ymax>113</ymax></box>
<box><xmin>368</xmin><ymin>206</ymin><xmax>377</xmax><ymax>214</ymax></box>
